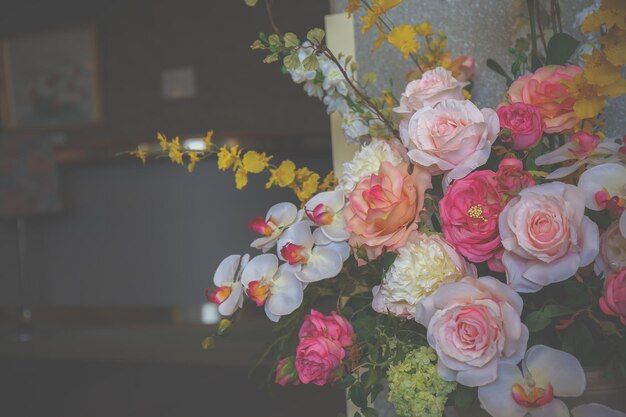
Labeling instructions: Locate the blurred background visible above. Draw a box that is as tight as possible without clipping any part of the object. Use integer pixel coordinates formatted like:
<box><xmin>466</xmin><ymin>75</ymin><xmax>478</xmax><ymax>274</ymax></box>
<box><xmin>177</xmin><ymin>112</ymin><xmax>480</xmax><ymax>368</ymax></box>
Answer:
<box><xmin>0</xmin><ymin>0</ymin><xmax>344</xmax><ymax>416</ymax></box>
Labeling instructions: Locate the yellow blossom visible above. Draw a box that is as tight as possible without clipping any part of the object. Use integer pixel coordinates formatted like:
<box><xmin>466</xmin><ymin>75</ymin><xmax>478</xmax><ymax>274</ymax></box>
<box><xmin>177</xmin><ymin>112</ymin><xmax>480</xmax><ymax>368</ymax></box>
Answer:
<box><xmin>360</xmin><ymin>0</ymin><xmax>402</xmax><ymax>33</ymax></box>
<box><xmin>242</xmin><ymin>150</ymin><xmax>272</xmax><ymax>173</ymax></box>
<box><xmin>157</xmin><ymin>132</ymin><xmax>168</xmax><ymax>151</ymax></box>
<box><xmin>266</xmin><ymin>160</ymin><xmax>296</xmax><ymax>188</ymax></box>
<box><xmin>319</xmin><ymin>171</ymin><xmax>338</xmax><ymax>191</ymax></box>
<box><xmin>203</xmin><ymin>130</ymin><xmax>214</xmax><ymax>149</ymax></box>
<box><xmin>168</xmin><ymin>137</ymin><xmax>184</xmax><ymax>165</ymax></box>
<box><xmin>293</xmin><ymin>172</ymin><xmax>320</xmax><ymax>203</ymax></box>
<box><xmin>415</xmin><ymin>22</ymin><xmax>433</xmax><ymax>37</ymax></box>
<box><xmin>601</xmin><ymin>26</ymin><xmax>626</xmax><ymax>66</ymax></box>
<box><xmin>345</xmin><ymin>0</ymin><xmax>361</xmax><ymax>17</ymax></box>
<box><xmin>565</xmin><ymin>74</ymin><xmax>607</xmax><ymax>119</ymax></box>
<box><xmin>463</xmin><ymin>89</ymin><xmax>472</xmax><ymax>100</ymax></box>
<box><xmin>582</xmin><ymin>50</ymin><xmax>622</xmax><ymax>87</ymax></box>
<box><xmin>187</xmin><ymin>151</ymin><xmax>200</xmax><ymax>173</ymax></box>
<box><xmin>580</xmin><ymin>0</ymin><xmax>626</xmax><ymax>33</ymax></box>
<box><xmin>372</xmin><ymin>23</ymin><xmax>387</xmax><ymax>51</ymax></box>
<box><xmin>388</xmin><ymin>25</ymin><xmax>420</xmax><ymax>59</ymax></box>
<box><xmin>130</xmin><ymin>146</ymin><xmax>147</xmax><ymax>165</ymax></box>
<box><xmin>217</xmin><ymin>145</ymin><xmax>241</xmax><ymax>171</ymax></box>
<box><xmin>235</xmin><ymin>168</ymin><xmax>248</xmax><ymax>189</ymax></box>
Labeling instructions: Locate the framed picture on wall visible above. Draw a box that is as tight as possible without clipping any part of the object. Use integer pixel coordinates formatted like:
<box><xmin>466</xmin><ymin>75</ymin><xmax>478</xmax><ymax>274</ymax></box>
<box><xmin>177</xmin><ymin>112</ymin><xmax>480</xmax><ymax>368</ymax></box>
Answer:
<box><xmin>0</xmin><ymin>26</ymin><xmax>103</xmax><ymax>130</ymax></box>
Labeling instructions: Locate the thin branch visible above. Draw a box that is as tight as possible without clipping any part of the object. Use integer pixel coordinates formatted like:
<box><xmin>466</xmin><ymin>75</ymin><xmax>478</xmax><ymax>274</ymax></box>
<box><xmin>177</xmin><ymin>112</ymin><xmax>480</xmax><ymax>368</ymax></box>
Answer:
<box><xmin>320</xmin><ymin>46</ymin><xmax>398</xmax><ymax>137</ymax></box>
<box><xmin>264</xmin><ymin>0</ymin><xmax>282</xmax><ymax>36</ymax></box>
<box><xmin>535</xmin><ymin>0</ymin><xmax>548</xmax><ymax>56</ymax></box>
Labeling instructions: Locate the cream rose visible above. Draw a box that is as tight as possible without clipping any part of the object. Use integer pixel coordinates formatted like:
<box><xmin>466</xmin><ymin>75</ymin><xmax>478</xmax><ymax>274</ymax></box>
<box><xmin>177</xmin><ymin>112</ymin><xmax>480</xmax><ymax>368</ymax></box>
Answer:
<box><xmin>400</xmin><ymin>99</ymin><xmax>499</xmax><ymax>187</ymax></box>
<box><xmin>372</xmin><ymin>233</ymin><xmax>477</xmax><ymax>319</ymax></box>
<box><xmin>499</xmin><ymin>182</ymin><xmax>599</xmax><ymax>293</ymax></box>
<box><xmin>394</xmin><ymin>67</ymin><xmax>467</xmax><ymax>117</ymax></box>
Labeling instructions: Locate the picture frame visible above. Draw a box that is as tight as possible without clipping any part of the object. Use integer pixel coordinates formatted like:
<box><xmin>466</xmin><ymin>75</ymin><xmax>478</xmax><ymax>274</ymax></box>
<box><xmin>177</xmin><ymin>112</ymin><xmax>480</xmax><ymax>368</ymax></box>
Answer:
<box><xmin>0</xmin><ymin>26</ymin><xmax>103</xmax><ymax>131</ymax></box>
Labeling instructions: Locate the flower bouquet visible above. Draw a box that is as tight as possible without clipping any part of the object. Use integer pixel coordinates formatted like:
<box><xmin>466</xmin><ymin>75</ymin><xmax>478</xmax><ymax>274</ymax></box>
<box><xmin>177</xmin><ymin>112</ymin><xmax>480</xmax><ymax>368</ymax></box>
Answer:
<box><xmin>133</xmin><ymin>0</ymin><xmax>626</xmax><ymax>416</ymax></box>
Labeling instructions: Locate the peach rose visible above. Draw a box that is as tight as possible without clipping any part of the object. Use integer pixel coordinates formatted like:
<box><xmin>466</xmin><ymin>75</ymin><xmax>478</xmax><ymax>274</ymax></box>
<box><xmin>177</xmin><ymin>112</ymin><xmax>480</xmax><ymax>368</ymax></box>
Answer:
<box><xmin>415</xmin><ymin>276</ymin><xmax>529</xmax><ymax>387</ymax></box>
<box><xmin>499</xmin><ymin>182</ymin><xmax>599</xmax><ymax>293</ymax></box>
<box><xmin>507</xmin><ymin>65</ymin><xmax>582</xmax><ymax>134</ymax></box>
<box><xmin>344</xmin><ymin>161</ymin><xmax>431</xmax><ymax>261</ymax></box>
<box><xmin>394</xmin><ymin>67</ymin><xmax>468</xmax><ymax>117</ymax></box>
<box><xmin>400</xmin><ymin>99</ymin><xmax>499</xmax><ymax>187</ymax></box>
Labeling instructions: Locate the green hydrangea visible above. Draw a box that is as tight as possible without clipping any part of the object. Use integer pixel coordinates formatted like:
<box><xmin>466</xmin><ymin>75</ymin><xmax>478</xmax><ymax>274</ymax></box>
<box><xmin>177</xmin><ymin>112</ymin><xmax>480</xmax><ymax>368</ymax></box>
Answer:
<box><xmin>387</xmin><ymin>346</ymin><xmax>456</xmax><ymax>417</ymax></box>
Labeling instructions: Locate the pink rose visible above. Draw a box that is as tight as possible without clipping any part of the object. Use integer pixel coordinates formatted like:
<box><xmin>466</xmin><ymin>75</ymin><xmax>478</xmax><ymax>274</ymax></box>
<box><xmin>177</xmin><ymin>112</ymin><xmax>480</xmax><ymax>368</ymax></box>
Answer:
<box><xmin>275</xmin><ymin>356</ymin><xmax>299</xmax><ymax>386</ymax></box>
<box><xmin>495</xmin><ymin>158</ymin><xmax>535</xmax><ymax>196</ymax></box>
<box><xmin>298</xmin><ymin>309</ymin><xmax>354</xmax><ymax>348</ymax></box>
<box><xmin>415</xmin><ymin>276</ymin><xmax>529</xmax><ymax>387</ymax></box>
<box><xmin>496</xmin><ymin>103</ymin><xmax>544</xmax><ymax>150</ymax></box>
<box><xmin>439</xmin><ymin>170</ymin><xmax>504</xmax><ymax>269</ymax></box>
<box><xmin>499</xmin><ymin>182</ymin><xmax>600</xmax><ymax>293</ymax></box>
<box><xmin>507</xmin><ymin>65</ymin><xmax>582</xmax><ymax>134</ymax></box>
<box><xmin>400</xmin><ymin>99</ymin><xmax>500</xmax><ymax>187</ymax></box>
<box><xmin>295</xmin><ymin>336</ymin><xmax>345</xmax><ymax>386</ymax></box>
<box><xmin>394</xmin><ymin>67</ymin><xmax>468</xmax><ymax>116</ymax></box>
<box><xmin>344</xmin><ymin>161</ymin><xmax>431</xmax><ymax>261</ymax></box>
<box><xmin>599</xmin><ymin>267</ymin><xmax>626</xmax><ymax>325</ymax></box>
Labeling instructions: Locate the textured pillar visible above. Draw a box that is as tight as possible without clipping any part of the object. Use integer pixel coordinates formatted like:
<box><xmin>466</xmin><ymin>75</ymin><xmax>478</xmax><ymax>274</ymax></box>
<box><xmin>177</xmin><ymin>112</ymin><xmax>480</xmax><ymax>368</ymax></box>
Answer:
<box><xmin>330</xmin><ymin>0</ymin><xmax>625</xmax><ymax>136</ymax></box>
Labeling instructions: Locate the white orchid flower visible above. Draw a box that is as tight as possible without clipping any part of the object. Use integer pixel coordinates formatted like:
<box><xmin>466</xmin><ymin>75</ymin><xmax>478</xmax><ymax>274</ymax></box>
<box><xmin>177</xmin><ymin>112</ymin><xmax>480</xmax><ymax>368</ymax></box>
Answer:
<box><xmin>277</xmin><ymin>221</ymin><xmax>345</xmax><ymax>283</ymax></box>
<box><xmin>535</xmin><ymin>138</ymin><xmax>623</xmax><ymax>179</ymax></box>
<box><xmin>572</xmin><ymin>403</ymin><xmax>626</xmax><ymax>417</ymax></box>
<box><xmin>304</xmin><ymin>189</ymin><xmax>350</xmax><ymax>242</ymax></box>
<box><xmin>249</xmin><ymin>202</ymin><xmax>299</xmax><ymax>252</ymax></box>
<box><xmin>206</xmin><ymin>254</ymin><xmax>249</xmax><ymax>316</ymax></box>
<box><xmin>240</xmin><ymin>254</ymin><xmax>303</xmax><ymax>322</ymax></box>
<box><xmin>578</xmin><ymin>163</ymin><xmax>626</xmax><ymax>238</ymax></box>
<box><xmin>478</xmin><ymin>345</ymin><xmax>586</xmax><ymax>417</ymax></box>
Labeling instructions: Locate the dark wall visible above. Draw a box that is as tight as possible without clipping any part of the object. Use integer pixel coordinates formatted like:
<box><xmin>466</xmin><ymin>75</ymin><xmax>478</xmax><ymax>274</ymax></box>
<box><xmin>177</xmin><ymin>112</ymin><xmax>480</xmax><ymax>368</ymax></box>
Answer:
<box><xmin>0</xmin><ymin>0</ymin><xmax>333</xmax><ymax>306</ymax></box>
<box><xmin>0</xmin><ymin>0</ymin><xmax>330</xmax><ymax>144</ymax></box>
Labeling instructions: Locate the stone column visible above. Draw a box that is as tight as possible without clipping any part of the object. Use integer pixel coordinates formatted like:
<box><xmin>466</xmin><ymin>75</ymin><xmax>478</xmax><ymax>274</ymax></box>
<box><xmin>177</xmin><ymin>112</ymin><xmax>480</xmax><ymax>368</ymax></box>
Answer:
<box><xmin>329</xmin><ymin>0</ymin><xmax>625</xmax><ymax>136</ymax></box>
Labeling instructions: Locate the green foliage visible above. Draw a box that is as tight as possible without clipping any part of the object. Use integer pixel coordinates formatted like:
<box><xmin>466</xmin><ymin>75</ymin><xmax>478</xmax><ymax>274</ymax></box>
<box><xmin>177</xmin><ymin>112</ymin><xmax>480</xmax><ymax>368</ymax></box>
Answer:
<box><xmin>244</xmin><ymin>0</ymin><xmax>258</xmax><ymax>6</ymax></box>
<box><xmin>307</xmin><ymin>28</ymin><xmax>326</xmax><ymax>45</ymax></box>
<box><xmin>486</xmin><ymin>59</ymin><xmax>513</xmax><ymax>84</ymax></box>
<box><xmin>546</xmin><ymin>33</ymin><xmax>579</xmax><ymax>66</ymax></box>
<box><xmin>452</xmin><ymin>385</ymin><xmax>475</xmax><ymax>408</ymax></box>
<box><xmin>525</xmin><ymin>310</ymin><xmax>552</xmax><ymax>332</ymax></box>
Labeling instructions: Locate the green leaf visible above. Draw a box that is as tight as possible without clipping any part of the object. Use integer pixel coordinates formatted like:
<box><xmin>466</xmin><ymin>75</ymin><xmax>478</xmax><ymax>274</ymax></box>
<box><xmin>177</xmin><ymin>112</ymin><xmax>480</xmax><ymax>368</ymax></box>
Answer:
<box><xmin>283</xmin><ymin>53</ymin><xmax>301</xmax><ymax>70</ymax></box>
<box><xmin>562</xmin><ymin>321</ymin><xmax>593</xmax><ymax>359</ymax></box>
<box><xmin>546</xmin><ymin>33</ymin><xmax>580</xmax><ymax>65</ymax></box>
<box><xmin>452</xmin><ymin>385</ymin><xmax>474</xmax><ymax>408</ymax></box>
<box><xmin>356</xmin><ymin>248</ymin><xmax>368</xmax><ymax>261</ymax></box>
<box><xmin>250</xmin><ymin>39</ymin><xmax>266</xmax><ymax>50</ymax></box>
<box><xmin>362</xmin><ymin>72</ymin><xmax>377</xmax><ymax>87</ymax></box>
<box><xmin>335</xmin><ymin>373</ymin><xmax>356</xmax><ymax>389</ymax></box>
<box><xmin>542</xmin><ymin>304</ymin><xmax>575</xmax><ymax>318</ymax></box>
<box><xmin>268</xmin><ymin>34</ymin><xmax>281</xmax><ymax>48</ymax></box>
<box><xmin>307</xmin><ymin>28</ymin><xmax>326</xmax><ymax>44</ymax></box>
<box><xmin>524</xmin><ymin>311</ymin><xmax>551</xmax><ymax>332</ymax></box>
<box><xmin>362</xmin><ymin>408</ymin><xmax>378</xmax><ymax>417</ymax></box>
<box><xmin>350</xmin><ymin>385</ymin><xmax>368</xmax><ymax>409</ymax></box>
<box><xmin>486</xmin><ymin>59</ymin><xmax>513</xmax><ymax>84</ymax></box>
<box><xmin>302</xmin><ymin>54</ymin><xmax>319</xmax><ymax>71</ymax></box>
<box><xmin>263</xmin><ymin>53</ymin><xmax>279</xmax><ymax>64</ymax></box>
<box><xmin>363</xmin><ymin>368</ymin><xmax>378</xmax><ymax>389</ymax></box>
<box><xmin>283</xmin><ymin>32</ymin><xmax>300</xmax><ymax>48</ymax></box>
<box><xmin>524</xmin><ymin>139</ymin><xmax>544</xmax><ymax>172</ymax></box>
<box><xmin>244</xmin><ymin>0</ymin><xmax>258</xmax><ymax>6</ymax></box>
<box><xmin>382</xmin><ymin>252</ymin><xmax>397</xmax><ymax>270</ymax></box>
<box><xmin>562</xmin><ymin>280</ymin><xmax>590</xmax><ymax>308</ymax></box>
